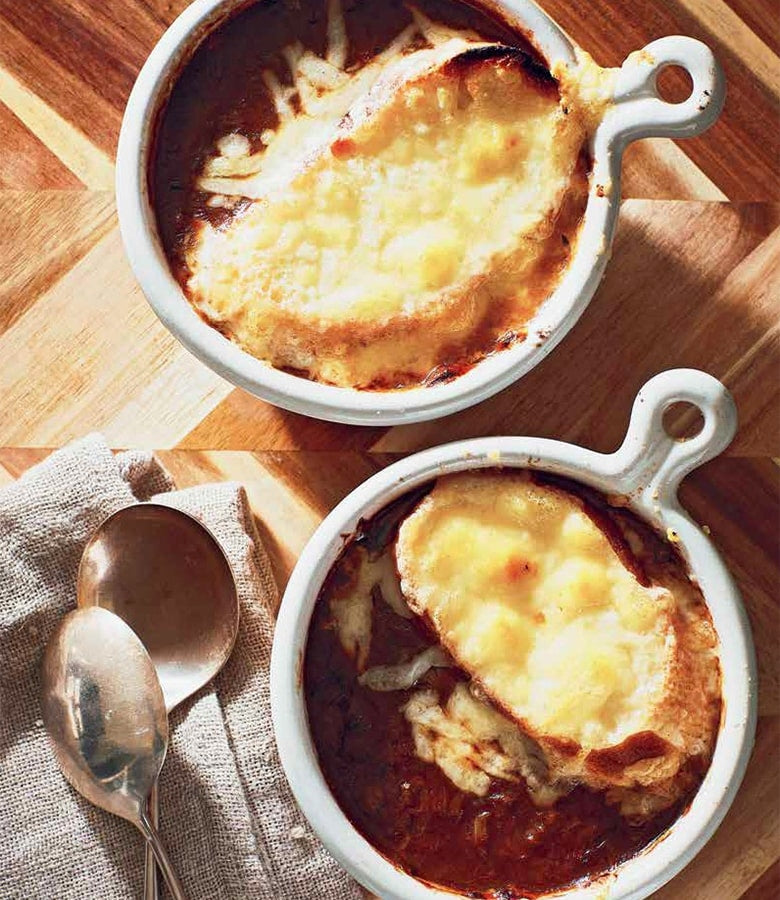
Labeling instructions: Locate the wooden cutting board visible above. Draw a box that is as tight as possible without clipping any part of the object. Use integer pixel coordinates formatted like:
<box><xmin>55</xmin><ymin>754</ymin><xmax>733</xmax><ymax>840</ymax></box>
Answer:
<box><xmin>0</xmin><ymin>0</ymin><xmax>777</xmax><ymax>897</ymax></box>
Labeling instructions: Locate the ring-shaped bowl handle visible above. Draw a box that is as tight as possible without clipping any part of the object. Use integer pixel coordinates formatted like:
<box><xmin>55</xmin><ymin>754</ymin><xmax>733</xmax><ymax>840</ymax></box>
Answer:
<box><xmin>600</xmin><ymin>36</ymin><xmax>726</xmax><ymax>149</ymax></box>
<box><xmin>608</xmin><ymin>369</ymin><xmax>737</xmax><ymax>506</ymax></box>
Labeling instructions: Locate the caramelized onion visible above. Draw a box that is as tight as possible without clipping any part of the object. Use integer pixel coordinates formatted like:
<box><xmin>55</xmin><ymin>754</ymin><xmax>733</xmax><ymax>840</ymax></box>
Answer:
<box><xmin>358</xmin><ymin>645</ymin><xmax>451</xmax><ymax>691</ymax></box>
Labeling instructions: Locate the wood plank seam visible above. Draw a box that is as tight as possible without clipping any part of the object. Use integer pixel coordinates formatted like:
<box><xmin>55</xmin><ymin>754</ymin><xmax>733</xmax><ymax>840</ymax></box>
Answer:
<box><xmin>675</xmin><ymin>0</ymin><xmax>780</xmax><ymax>100</ymax></box>
<box><xmin>0</xmin><ymin>65</ymin><xmax>114</xmax><ymax>189</ymax></box>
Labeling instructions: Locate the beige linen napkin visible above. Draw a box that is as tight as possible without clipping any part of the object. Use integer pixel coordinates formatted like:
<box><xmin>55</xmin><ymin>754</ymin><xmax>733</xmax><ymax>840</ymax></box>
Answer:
<box><xmin>0</xmin><ymin>435</ymin><xmax>361</xmax><ymax>900</ymax></box>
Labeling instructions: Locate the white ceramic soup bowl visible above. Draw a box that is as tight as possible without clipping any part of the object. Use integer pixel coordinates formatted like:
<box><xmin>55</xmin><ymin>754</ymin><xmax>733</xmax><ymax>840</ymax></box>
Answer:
<box><xmin>117</xmin><ymin>0</ymin><xmax>725</xmax><ymax>426</ymax></box>
<box><xmin>271</xmin><ymin>368</ymin><xmax>757</xmax><ymax>900</ymax></box>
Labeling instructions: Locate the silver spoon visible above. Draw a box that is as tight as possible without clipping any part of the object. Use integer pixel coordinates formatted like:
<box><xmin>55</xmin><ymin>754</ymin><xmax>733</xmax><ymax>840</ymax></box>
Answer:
<box><xmin>77</xmin><ymin>503</ymin><xmax>240</xmax><ymax>900</ymax></box>
<box><xmin>41</xmin><ymin>606</ymin><xmax>188</xmax><ymax>900</ymax></box>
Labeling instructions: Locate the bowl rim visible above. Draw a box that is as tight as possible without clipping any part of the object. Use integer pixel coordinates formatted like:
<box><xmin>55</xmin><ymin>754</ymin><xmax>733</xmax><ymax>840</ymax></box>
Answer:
<box><xmin>115</xmin><ymin>0</ymin><xmax>725</xmax><ymax>426</ymax></box>
<box><xmin>270</xmin><ymin>369</ymin><xmax>757</xmax><ymax>900</ymax></box>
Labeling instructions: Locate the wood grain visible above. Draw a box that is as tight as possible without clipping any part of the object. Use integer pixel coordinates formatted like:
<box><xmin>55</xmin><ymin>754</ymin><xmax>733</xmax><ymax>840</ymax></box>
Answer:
<box><xmin>0</xmin><ymin>0</ymin><xmax>776</xmax><ymax>197</ymax></box>
<box><xmin>0</xmin><ymin>66</ymin><xmax>113</xmax><ymax>188</ymax></box>
<box><xmin>0</xmin><ymin>102</ymin><xmax>80</xmax><ymax>189</ymax></box>
<box><xmin>4</xmin><ymin>198</ymin><xmax>769</xmax><ymax>453</ymax></box>
<box><xmin>0</xmin><ymin>225</ymin><xmax>232</xmax><ymax>445</ymax></box>
<box><xmin>0</xmin><ymin>447</ymin><xmax>776</xmax><ymax>899</ymax></box>
<box><xmin>0</xmin><ymin>0</ymin><xmax>774</xmax><ymax>452</ymax></box>
<box><xmin>0</xmin><ymin>191</ymin><xmax>115</xmax><ymax>331</ymax></box>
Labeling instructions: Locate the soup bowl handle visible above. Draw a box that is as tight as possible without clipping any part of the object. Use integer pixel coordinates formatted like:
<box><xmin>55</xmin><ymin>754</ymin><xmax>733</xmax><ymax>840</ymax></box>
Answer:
<box><xmin>605</xmin><ymin>369</ymin><xmax>737</xmax><ymax>506</ymax></box>
<box><xmin>599</xmin><ymin>36</ymin><xmax>725</xmax><ymax>150</ymax></box>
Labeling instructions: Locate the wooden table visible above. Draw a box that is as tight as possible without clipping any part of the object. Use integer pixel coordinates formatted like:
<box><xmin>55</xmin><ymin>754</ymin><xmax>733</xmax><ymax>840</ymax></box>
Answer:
<box><xmin>0</xmin><ymin>0</ymin><xmax>777</xmax><ymax>897</ymax></box>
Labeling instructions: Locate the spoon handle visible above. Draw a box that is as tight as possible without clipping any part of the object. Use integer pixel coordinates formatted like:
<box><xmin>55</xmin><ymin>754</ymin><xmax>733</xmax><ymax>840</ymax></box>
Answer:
<box><xmin>138</xmin><ymin>806</ymin><xmax>188</xmax><ymax>900</ymax></box>
<box><xmin>143</xmin><ymin>783</ymin><xmax>161</xmax><ymax>900</ymax></box>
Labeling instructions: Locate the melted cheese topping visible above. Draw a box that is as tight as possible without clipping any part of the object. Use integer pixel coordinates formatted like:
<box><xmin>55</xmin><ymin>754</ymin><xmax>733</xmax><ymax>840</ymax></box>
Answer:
<box><xmin>329</xmin><ymin>547</ymin><xmax>409</xmax><ymax>671</ymax></box>
<box><xmin>404</xmin><ymin>682</ymin><xmax>565</xmax><ymax>805</ymax></box>
<box><xmin>395</xmin><ymin>472</ymin><xmax>720</xmax><ymax>805</ymax></box>
<box><xmin>186</xmin><ymin>17</ymin><xmax>590</xmax><ymax>387</ymax></box>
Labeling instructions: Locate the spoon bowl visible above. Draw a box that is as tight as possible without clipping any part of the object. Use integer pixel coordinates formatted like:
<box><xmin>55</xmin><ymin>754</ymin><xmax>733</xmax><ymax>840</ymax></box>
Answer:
<box><xmin>77</xmin><ymin>502</ymin><xmax>240</xmax><ymax>900</ymax></box>
<box><xmin>41</xmin><ymin>606</ymin><xmax>187</xmax><ymax>900</ymax></box>
<box><xmin>42</xmin><ymin>605</ymin><xmax>166</xmax><ymax>822</ymax></box>
<box><xmin>77</xmin><ymin>503</ymin><xmax>239</xmax><ymax>711</ymax></box>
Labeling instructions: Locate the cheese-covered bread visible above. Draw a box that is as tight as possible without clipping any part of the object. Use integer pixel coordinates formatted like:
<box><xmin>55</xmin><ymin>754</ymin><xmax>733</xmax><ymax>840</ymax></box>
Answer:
<box><xmin>185</xmin><ymin>43</ymin><xmax>588</xmax><ymax>387</ymax></box>
<box><xmin>395</xmin><ymin>471</ymin><xmax>720</xmax><ymax>814</ymax></box>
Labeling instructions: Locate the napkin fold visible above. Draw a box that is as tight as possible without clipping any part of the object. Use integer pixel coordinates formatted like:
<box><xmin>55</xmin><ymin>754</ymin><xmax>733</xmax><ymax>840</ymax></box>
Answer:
<box><xmin>0</xmin><ymin>435</ymin><xmax>361</xmax><ymax>900</ymax></box>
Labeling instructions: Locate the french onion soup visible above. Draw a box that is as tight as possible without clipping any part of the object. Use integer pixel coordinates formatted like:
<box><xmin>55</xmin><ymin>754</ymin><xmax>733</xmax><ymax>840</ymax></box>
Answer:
<box><xmin>304</xmin><ymin>470</ymin><xmax>721</xmax><ymax>897</ymax></box>
<box><xmin>151</xmin><ymin>0</ymin><xmax>612</xmax><ymax>390</ymax></box>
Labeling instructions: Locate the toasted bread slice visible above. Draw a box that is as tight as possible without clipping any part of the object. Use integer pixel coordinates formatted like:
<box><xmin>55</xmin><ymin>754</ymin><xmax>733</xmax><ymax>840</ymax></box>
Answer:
<box><xmin>395</xmin><ymin>471</ymin><xmax>720</xmax><ymax>816</ymax></box>
<box><xmin>186</xmin><ymin>42</ymin><xmax>587</xmax><ymax>387</ymax></box>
